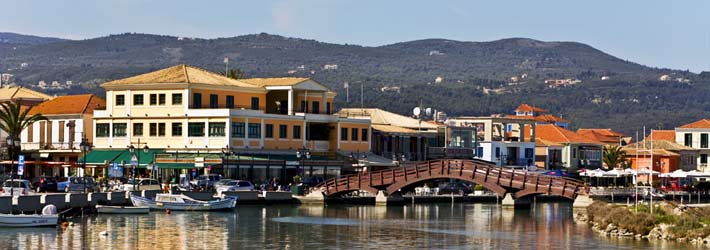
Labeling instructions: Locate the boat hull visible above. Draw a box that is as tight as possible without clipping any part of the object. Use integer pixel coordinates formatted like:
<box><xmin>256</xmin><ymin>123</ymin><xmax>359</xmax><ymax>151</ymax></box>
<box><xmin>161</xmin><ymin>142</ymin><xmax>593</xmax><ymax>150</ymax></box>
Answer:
<box><xmin>130</xmin><ymin>195</ymin><xmax>236</xmax><ymax>211</ymax></box>
<box><xmin>96</xmin><ymin>205</ymin><xmax>150</xmax><ymax>214</ymax></box>
<box><xmin>0</xmin><ymin>214</ymin><xmax>58</xmax><ymax>227</ymax></box>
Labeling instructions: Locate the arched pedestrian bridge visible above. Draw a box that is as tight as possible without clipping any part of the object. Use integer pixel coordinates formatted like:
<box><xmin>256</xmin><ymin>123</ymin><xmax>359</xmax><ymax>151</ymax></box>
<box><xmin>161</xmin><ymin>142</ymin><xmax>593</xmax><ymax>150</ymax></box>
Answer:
<box><xmin>313</xmin><ymin>159</ymin><xmax>586</xmax><ymax>200</ymax></box>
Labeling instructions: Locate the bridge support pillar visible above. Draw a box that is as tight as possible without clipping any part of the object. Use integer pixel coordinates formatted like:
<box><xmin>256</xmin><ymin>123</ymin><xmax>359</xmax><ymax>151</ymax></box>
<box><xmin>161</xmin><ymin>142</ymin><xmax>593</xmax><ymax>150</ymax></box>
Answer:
<box><xmin>572</xmin><ymin>194</ymin><xmax>593</xmax><ymax>208</ymax></box>
<box><xmin>295</xmin><ymin>191</ymin><xmax>326</xmax><ymax>205</ymax></box>
<box><xmin>375</xmin><ymin>191</ymin><xmax>404</xmax><ymax>206</ymax></box>
<box><xmin>501</xmin><ymin>193</ymin><xmax>531</xmax><ymax>208</ymax></box>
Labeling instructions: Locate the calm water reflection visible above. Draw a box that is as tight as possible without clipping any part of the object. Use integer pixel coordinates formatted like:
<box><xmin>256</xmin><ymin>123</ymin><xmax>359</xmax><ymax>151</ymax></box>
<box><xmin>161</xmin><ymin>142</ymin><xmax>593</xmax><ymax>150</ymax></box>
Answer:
<box><xmin>0</xmin><ymin>202</ymin><xmax>702</xmax><ymax>249</ymax></box>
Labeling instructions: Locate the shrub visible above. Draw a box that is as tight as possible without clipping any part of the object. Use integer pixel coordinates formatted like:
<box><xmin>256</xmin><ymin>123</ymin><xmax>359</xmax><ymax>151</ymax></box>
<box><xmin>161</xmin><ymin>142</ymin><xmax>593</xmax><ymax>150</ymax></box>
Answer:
<box><xmin>474</xmin><ymin>184</ymin><xmax>485</xmax><ymax>191</ymax></box>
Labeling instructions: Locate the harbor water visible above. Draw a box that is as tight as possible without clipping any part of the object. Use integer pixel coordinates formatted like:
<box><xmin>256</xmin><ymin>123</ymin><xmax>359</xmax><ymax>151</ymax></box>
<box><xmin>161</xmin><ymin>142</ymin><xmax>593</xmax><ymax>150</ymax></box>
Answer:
<box><xmin>0</xmin><ymin>202</ymin><xmax>703</xmax><ymax>249</ymax></box>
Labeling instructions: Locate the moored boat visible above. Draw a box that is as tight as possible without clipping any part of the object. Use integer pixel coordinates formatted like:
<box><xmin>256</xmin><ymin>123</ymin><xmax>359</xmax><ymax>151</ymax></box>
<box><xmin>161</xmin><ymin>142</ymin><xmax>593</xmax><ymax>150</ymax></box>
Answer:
<box><xmin>96</xmin><ymin>205</ymin><xmax>150</xmax><ymax>214</ymax></box>
<box><xmin>130</xmin><ymin>194</ymin><xmax>236</xmax><ymax>211</ymax></box>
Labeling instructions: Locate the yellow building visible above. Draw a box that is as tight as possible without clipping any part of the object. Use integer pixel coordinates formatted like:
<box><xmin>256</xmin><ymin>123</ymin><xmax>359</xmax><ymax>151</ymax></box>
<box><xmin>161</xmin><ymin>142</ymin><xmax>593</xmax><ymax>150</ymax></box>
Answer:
<box><xmin>88</xmin><ymin>65</ymin><xmax>370</xmax><ymax>183</ymax></box>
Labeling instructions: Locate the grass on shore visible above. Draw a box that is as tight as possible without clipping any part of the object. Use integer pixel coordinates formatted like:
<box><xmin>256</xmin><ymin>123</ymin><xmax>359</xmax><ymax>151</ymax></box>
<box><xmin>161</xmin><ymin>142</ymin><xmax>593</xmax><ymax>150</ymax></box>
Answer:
<box><xmin>587</xmin><ymin>201</ymin><xmax>710</xmax><ymax>238</ymax></box>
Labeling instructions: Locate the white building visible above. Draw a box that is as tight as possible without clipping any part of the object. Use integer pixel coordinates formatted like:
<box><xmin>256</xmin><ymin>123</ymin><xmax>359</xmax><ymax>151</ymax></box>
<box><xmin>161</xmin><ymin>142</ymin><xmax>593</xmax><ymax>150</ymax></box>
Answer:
<box><xmin>444</xmin><ymin>117</ymin><xmax>537</xmax><ymax>167</ymax></box>
<box><xmin>675</xmin><ymin>119</ymin><xmax>710</xmax><ymax>172</ymax></box>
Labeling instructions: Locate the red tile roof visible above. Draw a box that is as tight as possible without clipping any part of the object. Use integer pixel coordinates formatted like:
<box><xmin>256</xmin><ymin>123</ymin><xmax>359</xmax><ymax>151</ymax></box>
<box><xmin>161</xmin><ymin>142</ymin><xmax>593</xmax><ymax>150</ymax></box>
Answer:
<box><xmin>645</xmin><ymin>130</ymin><xmax>675</xmax><ymax>141</ymax></box>
<box><xmin>506</xmin><ymin>114</ymin><xmax>568</xmax><ymax>123</ymax></box>
<box><xmin>29</xmin><ymin>94</ymin><xmax>105</xmax><ymax>115</ymax></box>
<box><xmin>577</xmin><ymin>128</ymin><xmax>625</xmax><ymax>144</ymax></box>
<box><xmin>535</xmin><ymin>124</ymin><xmax>601</xmax><ymax>144</ymax></box>
<box><xmin>679</xmin><ymin>119</ymin><xmax>710</xmax><ymax>129</ymax></box>
<box><xmin>515</xmin><ymin>103</ymin><xmax>548</xmax><ymax>113</ymax></box>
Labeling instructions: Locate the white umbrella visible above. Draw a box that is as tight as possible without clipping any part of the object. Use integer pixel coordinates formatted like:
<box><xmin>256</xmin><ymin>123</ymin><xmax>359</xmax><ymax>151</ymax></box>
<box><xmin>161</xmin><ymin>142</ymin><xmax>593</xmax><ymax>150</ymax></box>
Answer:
<box><xmin>668</xmin><ymin>169</ymin><xmax>688</xmax><ymax>178</ymax></box>
<box><xmin>604</xmin><ymin>169</ymin><xmax>627</xmax><ymax>177</ymax></box>
<box><xmin>624</xmin><ymin>168</ymin><xmax>637</xmax><ymax>175</ymax></box>
<box><xmin>590</xmin><ymin>169</ymin><xmax>606</xmax><ymax>177</ymax></box>
<box><xmin>637</xmin><ymin>168</ymin><xmax>660</xmax><ymax>175</ymax></box>
<box><xmin>687</xmin><ymin>170</ymin><xmax>710</xmax><ymax>177</ymax></box>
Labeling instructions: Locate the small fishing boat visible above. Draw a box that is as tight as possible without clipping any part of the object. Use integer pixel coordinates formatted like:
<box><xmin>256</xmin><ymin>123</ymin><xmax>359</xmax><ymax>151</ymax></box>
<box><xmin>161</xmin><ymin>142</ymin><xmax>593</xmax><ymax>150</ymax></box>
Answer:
<box><xmin>0</xmin><ymin>205</ymin><xmax>59</xmax><ymax>227</ymax></box>
<box><xmin>96</xmin><ymin>205</ymin><xmax>150</xmax><ymax>214</ymax></box>
<box><xmin>130</xmin><ymin>194</ymin><xmax>236</xmax><ymax>211</ymax></box>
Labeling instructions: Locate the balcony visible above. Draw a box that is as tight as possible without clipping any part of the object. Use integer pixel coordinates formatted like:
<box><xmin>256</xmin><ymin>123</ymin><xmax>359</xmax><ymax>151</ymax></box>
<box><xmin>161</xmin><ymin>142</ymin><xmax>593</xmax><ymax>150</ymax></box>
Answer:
<box><xmin>22</xmin><ymin>142</ymin><xmax>82</xmax><ymax>151</ymax></box>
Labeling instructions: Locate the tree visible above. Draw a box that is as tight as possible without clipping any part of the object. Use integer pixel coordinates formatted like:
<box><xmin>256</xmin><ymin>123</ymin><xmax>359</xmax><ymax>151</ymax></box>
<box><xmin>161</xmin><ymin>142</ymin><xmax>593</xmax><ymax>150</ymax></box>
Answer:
<box><xmin>0</xmin><ymin>100</ymin><xmax>47</xmax><ymax>172</ymax></box>
<box><xmin>602</xmin><ymin>145</ymin><xmax>627</xmax><ymax>170</ymax></box>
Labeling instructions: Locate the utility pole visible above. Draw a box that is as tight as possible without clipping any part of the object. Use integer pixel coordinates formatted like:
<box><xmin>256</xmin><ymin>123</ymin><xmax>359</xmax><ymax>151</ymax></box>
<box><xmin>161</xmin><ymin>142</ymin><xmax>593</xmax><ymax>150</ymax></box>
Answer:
<box><xmin>360</xmin><ymin>81</ymin><xmax>364</xmax><ymax>109</ymax></box>
<box><xmin>224</xmin><ymin>57</ymin><xmax>229</xmax><ymax>77</ymax></box>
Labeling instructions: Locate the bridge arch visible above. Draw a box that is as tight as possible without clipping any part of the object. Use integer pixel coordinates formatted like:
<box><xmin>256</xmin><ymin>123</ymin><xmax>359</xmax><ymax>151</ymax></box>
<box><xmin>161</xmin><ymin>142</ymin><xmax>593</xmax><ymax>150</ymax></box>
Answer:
<box><xmin>314</xmin><ymin>159</ymin><xmax>584</xmax><ymax>200</ymax></box>
<box><xmin>384</xmin><ymin>176</ymin><xmax>506</xmax><ymax>197</ymax></box>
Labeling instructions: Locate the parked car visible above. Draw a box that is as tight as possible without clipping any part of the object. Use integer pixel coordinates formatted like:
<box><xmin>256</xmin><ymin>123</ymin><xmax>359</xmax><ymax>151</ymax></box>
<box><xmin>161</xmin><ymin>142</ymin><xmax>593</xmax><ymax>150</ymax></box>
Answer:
<box><xmin>216</xmin><ymin>180</ymin><xmax>255</xmax><ymax>195</ymax></box>
<box><xmin>1</xmin><ymin>179</ymin><xmax>33</xmax><ymax>196</ymax></box>
<box><xmin>191</xmin><ymin>174</ymin><xmax>222</xmax><ymax>188</ymax></box>
<box><xmin>31</xmin><ymin>176</ymin><xmax>58</xmax><ymax>193</ymax></box>
<box><xmin>437</xmin><ymin>182</ymin><xmax>473</xmax><ymax>195</ymax></box>
<box><xmin>57</xmin><ymin>176</ymin><xmax>100</xmax><ymax>193</ymax></box>
<box><xmin>123</xmin><ymin>178</ymin><xmax>162</xmax><ymax>191</ymax></box>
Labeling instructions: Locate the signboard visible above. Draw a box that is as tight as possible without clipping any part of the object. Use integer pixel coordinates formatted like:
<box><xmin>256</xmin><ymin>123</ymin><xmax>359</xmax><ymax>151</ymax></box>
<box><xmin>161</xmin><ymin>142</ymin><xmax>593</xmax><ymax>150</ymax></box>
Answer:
<box><xmin>109</xmin><ymin>162</ymin><xmax>124</xmax><ymax>178</ymax></box>
<box><xmin>195</xmin><ymin>157</ymin><xmax>205</xmax><ymax>168</ymax></box>
<box><xmin>130</xmin><ymin>155</ymin><xmax>138</xmax><ymax>166</ymax></box>
<box><xmin>17</xmin><ymin>155</ymin><xmax>25</xmax><ymax>176</ymax></box>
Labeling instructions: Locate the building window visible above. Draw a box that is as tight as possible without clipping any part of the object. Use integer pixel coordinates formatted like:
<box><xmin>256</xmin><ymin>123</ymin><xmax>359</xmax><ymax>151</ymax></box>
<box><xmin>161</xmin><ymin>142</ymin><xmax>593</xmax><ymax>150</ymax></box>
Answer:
<box><xmin>96</xmin><ymin>124</ymin><xmax>110</xmax><ymax>137</ymax></box>
<box><xmin>158</xmin><ymin>94</ymin><xmax>166</xmax><ymax>105</ymax></box>
<box><xmin>326</xmin><ymin>102</ymin><xmax>331</xmax><ymax>114</ymax></box>
<box><xmin>133</xmin><ymin>94</ymin><xmax>144</xmax><ymax>105</ymax></box>
<box><xmin>149</xmin><ymin>123</ymin><xmax>157</xmax><ymax>136</ymax></box>
<box><xmin>351</xmin><ymin>128</ymin><xmax>358</xmax><ymax>141</ymax></box>
<box><xmin>265</xmin><ymin>124</ymin><xmax>274</xmax><ymax>138</ymax></box>
<box><xmin>232</xmin><ymin>123</ymin><xmax>245</xmax><ymax>138</ymax></box>
<box><xmin>702</xmin><ymin>154</ymin><xmax>708</xmax><ymax>164</ymax></box>
<box><xmin>248</xmin><ymin>123</ymin><xmax>261</xmax><ymax>138</ymax></box>
<box><xmin>525</xmin><ymin>148</ymin><xmax>534</xmax><ymax>158</ymax></box>
<box><xmin>116</xmin><ymin>95</ymin><xmax>125</xmax><ymax>106</ymax></box>
<box><xmin>113</xmin><ymin>123</ymin><xmax>127</xmax><ymax>137</ymax></box>
<box><xmin>312</xmin><ymin>101</ymin><xmax>320</xmax><ymax>114</ymax></box>
<box><xmin>209</xmin><ymin>94</ymin><xmax>218</xmax><ymax>108</ymax></box>
<box><xmin>300</xmin><ymin>101</ymin><xmax>307</xmax><ymax>112</ymax></box>
<box><xmin>158</xmin><ymin>123</ymin><xmax>166</xmax><ymax>136</ymax></box>
<box><xmin>172</xmin><ymin>93</ymin><xmax>183</xmax><ymax>105</ymax></box>
<box><xmin>133</xmin><ymin>123</ymin><xmax>143</xmax><ymax>136</ymax></box>
<box><xmin>251</xmin><ymin>97</ymin><xmax>259</xmax><ymax>110</ymax></box>
<box><xmin>341</xmin><ymin>128</ymin><xmax>348</xmax><ymax>141</ymax></box>
<box><xmin>172</xmin><ymin>123</ymin><xmax>182</xmax><ymax>136</ymax></box>
<box><xmin>495</xmin><ymin>147</ymin><xmax>500</xmax><ymax>158</ymax></box>
<box><xmin>150</xmin><ymin>94</ymin><xmax>157</xmax><ymax>105</ymax></box>
<box><xmin>279</xmin><ymin>125</ymin><xmax>288</xmax><ymax>139</ymax></box>
<box><xmin>294</xmin><ymin>125</ymin><xmax>301</xmax><ymax>139</ymax></box>
<box><xmin>573</xmin><ymin>148</ymin><xmax>577</xmax><ymax>158</ymax></box>
<box><xmin>361</xmin><ymin>128</ymin><xmax>368</xmax><ymax>141</ymax></box>
<box><xmin>477</xmin><ymin>147</ymin><xmax>484</xmax><ymax>157</ymax></box>
<box><xmin>685</xmin><ymin>133</ymin><xmax>693</xmax><ymax>147</ymax></box>
<box><xmin>209</xmin><ymin>122</ymin><xmax>225</xmax><ymax>137</ymax></box>
<box><xmin>702</xmin><ymin>134</ymin><xmax>709</xmax><ymax>148</ymax></box>
<box><xmin>226</xmin><ymin>96</ymin><xmax>234</xmax><ymax>109</ymax></box>
<box><xmin>188</xmin><ymin>123</ymin><xmax>205</xmax><ymax>137</ymax></box>
<box><xmin>192</xmin><ymin>93</ymin><xmax>202</xmax><ymax>108</ymax></box>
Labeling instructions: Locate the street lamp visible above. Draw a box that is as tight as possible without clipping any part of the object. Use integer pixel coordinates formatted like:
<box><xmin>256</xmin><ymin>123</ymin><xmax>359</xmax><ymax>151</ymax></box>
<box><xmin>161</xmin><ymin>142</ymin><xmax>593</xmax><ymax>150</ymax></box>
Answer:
<box><xmin>6</xmin><ymin>136</ymin><xmax>19</xmax><ymax>195</ymax></box>
<box><xmin>221</xmin><ymin>145</ymin><xmax>233</xmax><ymax>178</ymax></box>
<box><xmin>80</xmin><ymin>137</ymin><xmax>92</xmax><ymax>192</ymax></box>
<box><xmin>296</xmin><ymin>148</ymin><xmax>310</xmax><ymax>177</ymax></box>
<box><xmin>128</xmin><ymin>144</ymin><xmax>149</xmax><ymax>191</ymax></box>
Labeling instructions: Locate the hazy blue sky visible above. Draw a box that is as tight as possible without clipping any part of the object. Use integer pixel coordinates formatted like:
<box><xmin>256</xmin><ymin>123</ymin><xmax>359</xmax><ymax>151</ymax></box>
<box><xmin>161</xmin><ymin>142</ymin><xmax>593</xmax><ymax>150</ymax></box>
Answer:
<box><xmin>2</xmin><ymin>0</ymin><xmax>708</xmax><ymax>72</ymax></box>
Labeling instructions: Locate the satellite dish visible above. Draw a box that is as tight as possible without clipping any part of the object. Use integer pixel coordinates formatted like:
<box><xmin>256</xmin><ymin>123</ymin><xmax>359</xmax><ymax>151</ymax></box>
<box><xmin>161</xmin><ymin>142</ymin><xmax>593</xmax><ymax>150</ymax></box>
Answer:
<box><xmin>413</xmin><ymin>107</ymin><xmax>421</xmax><ymax>116</ymax></box>
<box><xmin>425</xmin><ymin>108</ymin><xmax>432</xmax><ymax>116</ymax></box>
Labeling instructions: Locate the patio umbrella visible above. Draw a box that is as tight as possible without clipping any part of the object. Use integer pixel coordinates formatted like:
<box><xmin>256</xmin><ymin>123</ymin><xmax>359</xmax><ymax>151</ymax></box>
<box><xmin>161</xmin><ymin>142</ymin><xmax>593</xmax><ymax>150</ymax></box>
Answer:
<box><xmin>668</xmin><ymin>169</ymin><xmax>688</xmax><ymax>178</ymax></box>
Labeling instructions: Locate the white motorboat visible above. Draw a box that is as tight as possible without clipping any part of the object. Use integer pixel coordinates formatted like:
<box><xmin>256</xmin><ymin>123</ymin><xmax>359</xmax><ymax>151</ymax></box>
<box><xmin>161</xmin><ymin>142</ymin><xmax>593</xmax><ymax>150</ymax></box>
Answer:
<box><xmin>96</xmin><ymin>205</ymin><xmax>150</xmax><ymax>214</ymax></box>
<box><xmin>0</xmin><ymin>205</ymin><xmax>59</xmax><ymax>227</ymax></box>
<box><xmin>130</xmin><ymin>194</ymin><xmax>236</xmax><ymax>211</ymax></box>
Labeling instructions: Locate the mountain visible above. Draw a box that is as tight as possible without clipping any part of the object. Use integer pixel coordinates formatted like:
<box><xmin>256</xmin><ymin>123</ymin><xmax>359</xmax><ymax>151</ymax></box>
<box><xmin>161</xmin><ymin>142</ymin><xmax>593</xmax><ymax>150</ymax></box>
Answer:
<box><xmin>0</xmin><ymin>32</ymin><xmax>705</xmax><ymax>135</ymax></box>
<box><xmin>0</xmin><ymin>32</ymin><xmax>68</xmax><ymax>45</ymax></box>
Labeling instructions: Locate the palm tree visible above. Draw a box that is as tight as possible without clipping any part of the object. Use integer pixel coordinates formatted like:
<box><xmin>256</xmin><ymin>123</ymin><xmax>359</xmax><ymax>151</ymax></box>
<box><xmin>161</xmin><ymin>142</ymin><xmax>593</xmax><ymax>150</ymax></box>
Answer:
<box><xmin>220</xmin><ymin>69</ymin><xmax>246</xmax><ymax>79</ymax></box>
<box><xmin>602</xmin><ymin>145</ymin><xmax>627</xmax><ymax>170</ymax></box>
<box><xmin>0</xmin><ymin>99</ymin><xmax>47</xmax><ymax>173</ymax></box>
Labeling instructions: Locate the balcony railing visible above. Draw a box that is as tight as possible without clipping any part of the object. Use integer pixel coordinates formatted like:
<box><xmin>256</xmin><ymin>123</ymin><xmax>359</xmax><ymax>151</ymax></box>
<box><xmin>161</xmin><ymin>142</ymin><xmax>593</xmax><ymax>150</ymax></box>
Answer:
<box><xmin>21</xmin><ymin>142</ymin><xmax>82</xmax><ymax>151</ymax></box>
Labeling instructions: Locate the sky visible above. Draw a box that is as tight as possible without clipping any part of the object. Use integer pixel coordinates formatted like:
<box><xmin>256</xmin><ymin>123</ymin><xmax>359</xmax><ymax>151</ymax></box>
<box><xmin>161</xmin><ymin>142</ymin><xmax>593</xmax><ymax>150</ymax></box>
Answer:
<box><xmin>1</xmin><ymin>0</ymin><xmax>709</xmax><ymax>72</ymax></box>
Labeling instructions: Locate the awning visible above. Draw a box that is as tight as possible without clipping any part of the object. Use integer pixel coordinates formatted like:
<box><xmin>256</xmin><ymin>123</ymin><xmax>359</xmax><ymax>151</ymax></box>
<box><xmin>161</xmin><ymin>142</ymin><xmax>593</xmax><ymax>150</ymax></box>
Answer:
<box><xmin>77</xmin><ymin>150</ymin><xmax>125</xmax><ymax>165</ymax></box>
<box><xmin>112</xmin><ymin>149</ymin><xmax>164</xmax><ymax>168</ymax></box>
<box><xmin>156</xmin><ymin>163</ymin><xmax>195</xmax><ymax>169</ymax></box>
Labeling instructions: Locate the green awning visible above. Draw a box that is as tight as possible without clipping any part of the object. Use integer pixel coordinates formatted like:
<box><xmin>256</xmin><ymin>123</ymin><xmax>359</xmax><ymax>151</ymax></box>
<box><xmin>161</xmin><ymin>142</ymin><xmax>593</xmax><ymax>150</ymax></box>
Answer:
<box><xmin>156</xmin><ymin>163</ymin><xmax>195</xmax><ymax>169</ymax></box>
<box><xmin>78</xmin><ymin>150</ymin><xmax>125</xmax><ymax>165</ymax></box>
<box><xmin>112</xmin><ymin>149</ymin><xmax>164</xmax><ymax>168</ymax></box>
